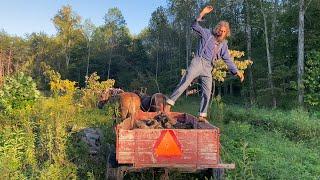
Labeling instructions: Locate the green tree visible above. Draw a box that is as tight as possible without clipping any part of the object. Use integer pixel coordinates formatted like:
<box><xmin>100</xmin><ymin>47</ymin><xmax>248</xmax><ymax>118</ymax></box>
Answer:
<box><xmin>83</xmin><ymin>19</ymin><xmax>95</xmax><ymax>80</ymax></box>
<box><xmin>304</xmin><ymin>51</ymin><xmax>320</xmax><ymax>109</ymax></box>
<box><xmin>103</xmin><ymin>7</ymin><xmax>128</xmax><ymax>79</ymax></box>
<box><xmin>53</xmin><ymin>5</ymin><xmax>82</xmax><ymax>72</ymax></box>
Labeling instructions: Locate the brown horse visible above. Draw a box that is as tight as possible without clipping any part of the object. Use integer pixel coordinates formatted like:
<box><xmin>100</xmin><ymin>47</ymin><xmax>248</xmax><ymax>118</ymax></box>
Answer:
<box><xmin>134</xmin><ymin>91</ymin><xmax>168</xmax><ymax>112</ymax></box>
<box><xmin>98</xmin><ymin>88</ymin><xmax>142</xmax><ymax>129</ymax></box>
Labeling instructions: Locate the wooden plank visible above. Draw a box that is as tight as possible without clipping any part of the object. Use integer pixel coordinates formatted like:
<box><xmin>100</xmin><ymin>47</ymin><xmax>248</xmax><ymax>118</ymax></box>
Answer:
<box><xmin>118</xmin><ymin>129</ymin><xmax>134</xmax><ymax>140</ymax></box>
<box><xmin>175</xmin><ymin>130</ymin><xmax>197</xmax><ymax>140</ymax></box>
<box><xmin>136</xmin><ymin>140</ymin><xmax>155</xmax><ymax>152</ymax></box>
<box><xmin>135</xmin><ymin>163</ymin><xmax>196</xmax><ymax>169</ymax></box>
<box><xmin>118</xmin><ymin>140</ymin><xmax>135</xmax><ymax>152</ymax></box>
<box><xmin>117</xmin><ymin>152</ymin><xmax>134</xmax><ymax>163</ymax></box>
<box><xmin>198</xmin><ymin>142</ymin><xmax>218</xmax><ymax>153</ymax></box>
<box><xmin>197</xmin><ymin>130</ymin><xmax>217</xmax><ymax>142</ymax></box>
<box><xmin>179</xmin><ymin>139</ymin><xmax>197</xmax><ymax>152</ymax></box>
<box><xmin>134</xmin><ymin>129</ymin><xmax>161</xmax><ymax>140</ymax></box>
<box><xmin>197</xmin><ymin>152</ymin><xmax>218</xmax><ymax>165</ymax></box>
<box><xmin>135</xmin><ymin>152</ymin><xmax>198</xmax><ymax>165</ymax></box>
<box><xmin>197</xmin><ymin>163</ymin><xmax>235</xmax><ymax>169</ymax></box>
<box><xmin>156</xmin><ymin>152</ymin><xmax>196</xmax><ymax>163</ymax></box>
<box><xmin>135</xmin><ymin>152</ymin><xmax>157</xmax><ymax>164</ymax></box>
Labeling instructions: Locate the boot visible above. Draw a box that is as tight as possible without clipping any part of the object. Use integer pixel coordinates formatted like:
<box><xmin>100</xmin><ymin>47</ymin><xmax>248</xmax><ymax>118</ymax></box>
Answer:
<box><xmin>198</xmin><ymin>116</ymin><xmax>208</xmax><ymax>123</ymax></box>
<box><xmin>164</xmin><ymin>104</ymin><xmax>171</xmax><ymax>113</ymax></box>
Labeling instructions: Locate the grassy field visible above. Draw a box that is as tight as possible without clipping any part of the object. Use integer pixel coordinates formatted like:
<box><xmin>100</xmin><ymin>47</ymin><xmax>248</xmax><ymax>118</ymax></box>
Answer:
<box><xmin>1</xmin><ymin>94</ymin><xmax>319</xmax><ymax>179</ymax></box>
<box><xmin>174</xmin><ymin>96</ymin><xmax>320</xmax><ymax>179</ymax></box>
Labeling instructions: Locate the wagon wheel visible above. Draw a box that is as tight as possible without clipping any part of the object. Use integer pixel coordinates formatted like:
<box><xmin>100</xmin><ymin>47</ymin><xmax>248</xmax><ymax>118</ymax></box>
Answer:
<box><xmin>212</xmin><ymin>168</ymin><xmax>224</xmax><ymax>180</ymax></box>
<box><xmin>159</xmin><ymin>168</ymin><xmax>169</xmax><ymax>180</ymax></box>
<box><xmin>106</xmin><ymin>167</ymin><xmax>125</xmax><ymax>180</ymax></box>
<box><xmin>204</xmin><ymin>159</ymin><xmax>225</xmax><ymax>180</ymax></box>
<box><xmin>204</xmin><ymin>168</ymin><xmax>224</xmax><ymax>180</ymax></box>
<box><xmin>106</xmin><ymin>143</ymin><xmax>125</xmax><ymax>180</ymax></box>
<box><xmin>106</xmin><ymin>167</ymin><xmax>118</xmax><ymax>180</ymax></box>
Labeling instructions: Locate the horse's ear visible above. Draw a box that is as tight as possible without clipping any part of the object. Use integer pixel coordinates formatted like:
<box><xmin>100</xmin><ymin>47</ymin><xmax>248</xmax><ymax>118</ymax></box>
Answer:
<box><xmin>133</xmin><ymin>90</ymin><xmax>142</xmax><ymax>96</ymax></box>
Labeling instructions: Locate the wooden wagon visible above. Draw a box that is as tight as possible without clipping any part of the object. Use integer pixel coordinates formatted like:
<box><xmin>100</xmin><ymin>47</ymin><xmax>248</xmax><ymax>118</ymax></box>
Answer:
<box><xmin>106</xmin><ymin>111</ymin><xmax>235</xmax><ymax>180</ymax></box>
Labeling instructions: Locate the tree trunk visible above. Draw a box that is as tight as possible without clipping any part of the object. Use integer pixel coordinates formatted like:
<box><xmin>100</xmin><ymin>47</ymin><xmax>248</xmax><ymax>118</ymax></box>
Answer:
<box><xmin>245</xmin><ymin>0</ymin><xmax>255</xmax><ymax>105</ymax></box>
<box><xmin>7</xmin><ymin>49</ymin><xmax>12</xmax><ymax>76</ymax></box>
<box><xmin>156</xmin><ymin>35</ymin><xmax>159</xmax><ymax>85</ymax></box>
<box><xmin>230</xmin><ymin>82</ymin><xmax>233</xmax><ymax>96</ymax></box>
<box><xmin>185</xmin><ymin>29</ymin><xmax>189</xmax><ymax>69</ymax></box>
<box><xmin>85</xmin><ymin>42</ymin><xmax>91</xmax><ymax>80</ymax></box>
<box><xmin>0</xmin><ymin>50</ymin><xmax>3</xmax><ymax>83</ymax></box>
<box><xmin>261</xmin><ymin>0</ymin><xmax>277</xmax><ymax>108</ymax></box>
<box><xmin>65</xmin><ymin>39</ymin><xmax>71</xmax><ymax>70</ymax></box>
<box><xmin>107</xmin><ymin>48</ymin><xmax>112</xmax><ymax>79</ymax></box>
<box><xmin>270</xmin><ymin>0</ymin><xmax>278</xmax><ymax>60</ymax></box>
<box><xmin>178</xmin><ymin>25</ymin><xmax>181</xmax><ymax>70</ymax></box>
<box><xmin>297</xmin><ymin>0</ymin><xmax>305</xmax><ymax>106</ymax></box>
<box><xmin>224</xmin><ymin>82</ymin><xmax>228</xmax><ymax>95</ymax></box>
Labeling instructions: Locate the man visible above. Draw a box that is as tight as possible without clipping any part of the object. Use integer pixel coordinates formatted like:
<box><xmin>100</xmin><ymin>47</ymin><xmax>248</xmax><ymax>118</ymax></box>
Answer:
<box><xmin>165</xmin><ymin>5</ymin><xmax>244</xmax><ymax>122</ymax></box>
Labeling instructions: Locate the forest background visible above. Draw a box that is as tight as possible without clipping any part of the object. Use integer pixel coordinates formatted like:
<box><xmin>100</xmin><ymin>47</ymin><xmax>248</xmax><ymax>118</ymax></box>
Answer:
<box><xmin>0</xmin><ymin>0</ymin><xmax>319</xmax><ymax>179</ymax></box>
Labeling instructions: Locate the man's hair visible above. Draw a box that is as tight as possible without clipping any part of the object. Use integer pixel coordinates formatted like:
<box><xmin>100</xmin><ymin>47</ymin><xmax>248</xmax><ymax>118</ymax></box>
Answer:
<box><xmin>213</xmin><ymin>21</ymin><xmax>231</xmax><ymax>38</ymax></box>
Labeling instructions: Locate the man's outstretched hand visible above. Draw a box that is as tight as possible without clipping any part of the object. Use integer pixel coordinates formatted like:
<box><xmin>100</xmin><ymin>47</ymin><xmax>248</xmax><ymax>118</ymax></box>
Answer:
<box><xmin>198</xmin><ymin>6</ymin><xmax>214</xmax><ymax>20</ymax></box>
<box><xmin>201</xmin><ymin>5</ymin><xmax>214</xmax><ymax>14</ymax></box>
<box><xmin>236</xmin><ymin>71</ymin><xmax>245</xmax><ymax>82</ymax></box>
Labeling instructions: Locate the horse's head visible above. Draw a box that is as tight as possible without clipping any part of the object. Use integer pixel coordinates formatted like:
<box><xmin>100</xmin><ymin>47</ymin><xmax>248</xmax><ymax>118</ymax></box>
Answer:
<box><xmin>97</xmin><ymin>88</ymin><xmax>124</xmax><ymax>109</ymax></box>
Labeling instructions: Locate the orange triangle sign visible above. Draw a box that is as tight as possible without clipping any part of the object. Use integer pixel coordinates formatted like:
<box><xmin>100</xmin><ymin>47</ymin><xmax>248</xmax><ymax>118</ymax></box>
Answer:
<box><xmin>154</xmin><ymin>130</ymin><xmax>182</xmax><ymax>157</ymax></box>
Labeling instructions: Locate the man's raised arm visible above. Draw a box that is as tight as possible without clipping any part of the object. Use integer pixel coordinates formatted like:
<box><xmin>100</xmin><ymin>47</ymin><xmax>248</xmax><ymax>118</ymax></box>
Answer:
<box><xmin>191</xmin><ymin>6</ymin><xmax>214</xmax><ymax>37</ymax></box>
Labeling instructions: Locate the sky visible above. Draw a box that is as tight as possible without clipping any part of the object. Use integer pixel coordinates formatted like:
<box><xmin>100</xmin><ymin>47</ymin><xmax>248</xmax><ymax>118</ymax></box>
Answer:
<box><xmin>0</xmin><ymin>0</ymin><xmax>167</xmax><ymax>37</ymax></box>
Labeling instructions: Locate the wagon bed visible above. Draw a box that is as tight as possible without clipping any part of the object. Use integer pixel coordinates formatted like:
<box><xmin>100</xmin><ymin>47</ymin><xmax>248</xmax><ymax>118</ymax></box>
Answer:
<box><xmin>113</xmin><ymin>112</ymin><xmax>232</xmax><ymax>172</ymax></box>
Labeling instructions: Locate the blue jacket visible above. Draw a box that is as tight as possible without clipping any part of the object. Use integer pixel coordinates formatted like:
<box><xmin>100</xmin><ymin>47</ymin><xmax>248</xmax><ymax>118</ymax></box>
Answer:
<box><xmin>191</xmin><ymin>20</ymin><xmax>238</xmax><ymax>75</ymax></box>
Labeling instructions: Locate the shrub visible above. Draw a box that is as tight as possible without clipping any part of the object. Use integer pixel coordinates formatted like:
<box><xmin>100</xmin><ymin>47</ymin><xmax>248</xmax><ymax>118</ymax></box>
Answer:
<box><xmin>79</xmin><ymin>72</ymin><xmax>115</xmax><ymax>108</ymax></box>
<box><xmin>305</xmin><ymin>51</ymin><xmax>320</xmax><ymax>110</ymax></box>
<box><xmin>0</xmin><ymin>72</ymin><xmax>40</xmax><ymax>113</ymax></box>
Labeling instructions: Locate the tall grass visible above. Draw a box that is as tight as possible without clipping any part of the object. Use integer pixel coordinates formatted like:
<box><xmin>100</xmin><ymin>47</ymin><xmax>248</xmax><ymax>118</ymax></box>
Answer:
<box><xmin>1</xmin><ymin>86</ymin><xmax>319</xmax><ymax>179</ymax></box>
<box><xmin>223</xmin><ymin>105</ymin><xmax>320</xmax><ymax>147</ymax></box>
<box><xmin>0</xmin><ymin>95</ymin><xmax>114</xmax><ymax>179</ymax></box>
<box><xmin>174</xmin><ymin>96</ymin><xmax>320</xmax><ymax>179</ymax></box>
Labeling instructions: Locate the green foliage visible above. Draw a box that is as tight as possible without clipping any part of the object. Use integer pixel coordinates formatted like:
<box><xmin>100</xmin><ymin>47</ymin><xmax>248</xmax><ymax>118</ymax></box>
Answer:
<box><xmin>223</xmin><ymin>105</ymin><xmax>320</xmax><ymax>145</ymax></box>
<box><xmin>0</xmin><ymin>108</ymin><xmax>38</xmax><ymax>179</ymax></box>
<box><xmin>39</xmin><ymin>163</ymin><xmax>77</xmax><ymax>180</ymax></box>
<box><xmin>212</xmin><ymin>50</ymin><xmax>253</xmax><ymax>82</ymax></box>
<box><xmin>0</xmin><ymin>72</ymin><xmax>40</xmax><ymax>113</ymax></box>
<box><xmin>0</xmin><ymin>91</ymin><xmax>115</xmax><ymax>179</ymax></box>
<box><xmin>34</xmin><ymin>95</ymin><xmax>114</xmax><ymax>179</ymax></box>
<box><xmin>1</xmin><ymin>1</ymin><xmax>320</xmax><ymax>179</ymax></box>
<box><xmin>0</xmin><ymin>71</ymin><xmax>116</xmax><ymax>179</ymax></box>
<box><xmin>220</xmin><ymin>121</ymin><xmax>320</xmax><ymax>179</ymax></box>
<box><xmin>42</xmin><ymin>62</ymin><xmax>78</xmax><ymax>98</ymax></box>
<box><xmin>210</xmin><ymin>95</ymin><xmax>225</xmax><ymax>122</ymax></box>
<box><xmin>175</xmin><ymin>98</ymin><xmax>320</xmax><ymax>179</ymax></box>
<box><xmin>305</xmin><ymin>51</ymin><xmax>320</xmax><ymax>109</ymax></box>
<box><xmin>0</xmin><ymin>126</ymin><xmax>32</xmax><ymax>179</ymax></box>
<box><xmin>79</xmin><ymin>72</ymin><xmax>115</xmax><ymax>108</ymax></box>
